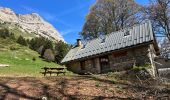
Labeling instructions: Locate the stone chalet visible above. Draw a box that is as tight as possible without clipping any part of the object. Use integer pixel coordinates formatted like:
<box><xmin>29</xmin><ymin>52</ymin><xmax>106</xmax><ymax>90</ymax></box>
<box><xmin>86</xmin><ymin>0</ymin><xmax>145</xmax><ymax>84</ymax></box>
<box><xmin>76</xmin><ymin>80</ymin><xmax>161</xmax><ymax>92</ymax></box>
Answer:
<box><xmin>61</xmin><ymin>21</ymin><xmax>159</xmax><ymax>76</ymax></box>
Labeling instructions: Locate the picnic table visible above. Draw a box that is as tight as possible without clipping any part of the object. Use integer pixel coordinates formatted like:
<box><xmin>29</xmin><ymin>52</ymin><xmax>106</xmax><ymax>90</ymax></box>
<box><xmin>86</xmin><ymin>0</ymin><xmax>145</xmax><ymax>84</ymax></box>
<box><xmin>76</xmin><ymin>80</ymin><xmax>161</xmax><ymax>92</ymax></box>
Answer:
<box><xmin>40</xmin><ymin>67</ymin><xmax>66</xmax><ymax>76</ymax></box>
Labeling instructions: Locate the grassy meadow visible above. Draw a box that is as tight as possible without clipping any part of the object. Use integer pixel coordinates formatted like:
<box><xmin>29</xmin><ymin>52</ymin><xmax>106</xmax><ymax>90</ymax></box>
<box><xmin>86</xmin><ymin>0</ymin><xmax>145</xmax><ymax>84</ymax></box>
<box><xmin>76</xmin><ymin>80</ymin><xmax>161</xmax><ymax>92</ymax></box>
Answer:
<box><xmin>0</xmin><ymin>38</ymin><xmax>70</xmax><ymax>77</ymax></box>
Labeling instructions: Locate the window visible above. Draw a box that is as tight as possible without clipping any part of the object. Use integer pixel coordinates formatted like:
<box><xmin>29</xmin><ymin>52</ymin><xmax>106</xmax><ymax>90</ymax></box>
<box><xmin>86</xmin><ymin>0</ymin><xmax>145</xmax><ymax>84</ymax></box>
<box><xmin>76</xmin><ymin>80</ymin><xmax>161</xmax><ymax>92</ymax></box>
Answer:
<box><xmin>99</xmin><ymin>35</ymin><xmax>106</xmax><ymax>43</ymax></box>
<box><xmin>101</xmin><ymin>39</ymin><xmax>105</xmax><ymax>43</ymax></box>
<box><xmin>124</xmin><ymin>30</ymin><xmax>130</xmax><ymax>36</ymax></box>
<box><xmin>80</xmin><ymin>61</ymin><xmax>85</xmax><ymax>70</ymax></box>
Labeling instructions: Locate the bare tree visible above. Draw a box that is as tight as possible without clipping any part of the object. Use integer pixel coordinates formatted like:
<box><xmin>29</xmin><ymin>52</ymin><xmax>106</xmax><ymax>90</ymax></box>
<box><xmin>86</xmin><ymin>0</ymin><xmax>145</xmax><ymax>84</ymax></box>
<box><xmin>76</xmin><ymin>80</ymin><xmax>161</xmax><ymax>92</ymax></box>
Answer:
<box><xmin>80</xmin><ymin>0</ymin><xmax>141</xmax><ymax>40</ymax></box>
<box><xmin>144</xmin><ymin>0</ymin><xmax>170</xmax><ymax>41</ymax></box>
<box><xmin>160</xmin><ymin>38</ymin><xmax>170</xmax><ymax>58</ymax></box>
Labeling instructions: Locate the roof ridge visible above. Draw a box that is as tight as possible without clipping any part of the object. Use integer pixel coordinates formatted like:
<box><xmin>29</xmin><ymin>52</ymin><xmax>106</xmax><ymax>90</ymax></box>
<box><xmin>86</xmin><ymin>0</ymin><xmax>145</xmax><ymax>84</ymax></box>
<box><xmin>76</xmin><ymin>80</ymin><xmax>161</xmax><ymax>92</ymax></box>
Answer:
<box><xmin>86</xmin><ymin>20</ymin><xmax>151</xmax><ymax>43</ymax></box>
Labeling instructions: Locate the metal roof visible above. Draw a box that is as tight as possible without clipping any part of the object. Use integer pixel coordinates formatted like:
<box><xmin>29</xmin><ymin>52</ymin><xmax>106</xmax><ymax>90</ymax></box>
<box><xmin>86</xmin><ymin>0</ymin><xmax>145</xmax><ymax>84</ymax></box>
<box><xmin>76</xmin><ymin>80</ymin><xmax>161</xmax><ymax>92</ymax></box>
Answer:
<box><xmin>61</xmin><ymin>21</ymin><xmax>155</xmax><ymax>63</ymax></box>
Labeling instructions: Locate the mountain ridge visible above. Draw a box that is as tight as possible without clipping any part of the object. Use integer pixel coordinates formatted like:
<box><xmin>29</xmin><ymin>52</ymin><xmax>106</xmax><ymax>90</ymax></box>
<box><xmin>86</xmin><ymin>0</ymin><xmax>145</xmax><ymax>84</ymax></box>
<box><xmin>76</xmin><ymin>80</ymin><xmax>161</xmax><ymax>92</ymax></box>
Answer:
<box><xmin>0</xmin><ymin>7</ymin><xmax>64</xmax><ymax>42</ymax></box>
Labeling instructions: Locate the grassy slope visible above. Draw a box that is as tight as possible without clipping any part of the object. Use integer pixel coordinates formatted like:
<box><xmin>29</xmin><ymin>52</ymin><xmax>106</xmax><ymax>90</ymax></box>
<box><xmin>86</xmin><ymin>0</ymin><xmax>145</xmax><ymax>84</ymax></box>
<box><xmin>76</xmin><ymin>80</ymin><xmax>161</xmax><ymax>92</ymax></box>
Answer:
<box><xmin>0</xmin><ymin>38</ymin><xmax>63</xmax><ymax>77</ymax></box>
<box><xmin>10</xmin><ymin>26</ymin><xmax>35</xmax><ymax>39</ymax></box>
<box><xmin>0</xmin><ymin>23</ymin><xmax>36</xmax><ymax>39</ymax></box>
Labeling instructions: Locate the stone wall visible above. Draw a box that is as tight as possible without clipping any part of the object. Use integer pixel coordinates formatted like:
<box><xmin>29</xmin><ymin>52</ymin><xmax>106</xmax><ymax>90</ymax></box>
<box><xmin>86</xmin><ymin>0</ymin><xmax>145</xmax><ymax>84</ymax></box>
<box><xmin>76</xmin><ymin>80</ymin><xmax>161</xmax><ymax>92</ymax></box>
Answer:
<box><xmin>66</xmin><ymin>62</ymin><xmax>81</xmax><ymax>73</ymax></box>
<box><xmin>82</xmin><ymin>59</ymin><xmax>100</xmax><ymax>74</ymax></box>
<box><xmin>66</xmin><ymin>58</ymin><xmax>100</xmax><ymax>74</ymax></box>
<box><xmin>109</xmin><ymin>45</ymin><xmax>151</xmax><ymax>71</ymax></box>
<box><xmin>66</xmin><ymin>45</ymin><xmax>156</xmax><ymax>74</ymax></box>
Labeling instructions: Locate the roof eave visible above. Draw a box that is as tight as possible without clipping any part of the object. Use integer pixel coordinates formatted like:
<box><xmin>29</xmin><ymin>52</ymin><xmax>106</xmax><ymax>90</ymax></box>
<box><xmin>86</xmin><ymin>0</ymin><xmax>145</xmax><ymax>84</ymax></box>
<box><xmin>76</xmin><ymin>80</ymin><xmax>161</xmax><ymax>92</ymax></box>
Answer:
<box><xmin>62</xmin><ymin>41</ymin><xmax>155</xmax><ymax>64</ymax></box>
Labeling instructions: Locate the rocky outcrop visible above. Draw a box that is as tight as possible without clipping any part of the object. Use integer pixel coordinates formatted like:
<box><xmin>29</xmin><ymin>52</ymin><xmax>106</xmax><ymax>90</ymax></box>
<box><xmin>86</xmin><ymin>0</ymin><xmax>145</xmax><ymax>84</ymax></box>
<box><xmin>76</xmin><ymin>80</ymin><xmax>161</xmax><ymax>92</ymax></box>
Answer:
<box><xmin>0</xmin><ymin>7</ymin><xmax>64</xmax><ymax>42</ymax></box>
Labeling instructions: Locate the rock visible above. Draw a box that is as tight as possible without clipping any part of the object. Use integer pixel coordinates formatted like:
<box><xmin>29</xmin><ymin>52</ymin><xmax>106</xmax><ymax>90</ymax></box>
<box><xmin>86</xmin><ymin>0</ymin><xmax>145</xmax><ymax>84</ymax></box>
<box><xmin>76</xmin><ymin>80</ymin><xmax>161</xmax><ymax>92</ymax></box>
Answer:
<box><xmin>158</xmin><ymin>68</ymin><xmax>170</xmax><ymax>78</ymax></box>
<box><xmin>0</xmin><ymin>7</ymin><xmax>64</xmax><ymax>42</ymax></box>
<box><xmin>136</xmin><ymin>70</ymin><xmax>151</xmax><ymax>80</ymax></box>
<box><xmin>0</xmin><ymin>64</ymin><xmax>9</xmax><ymax>67</ymax></box>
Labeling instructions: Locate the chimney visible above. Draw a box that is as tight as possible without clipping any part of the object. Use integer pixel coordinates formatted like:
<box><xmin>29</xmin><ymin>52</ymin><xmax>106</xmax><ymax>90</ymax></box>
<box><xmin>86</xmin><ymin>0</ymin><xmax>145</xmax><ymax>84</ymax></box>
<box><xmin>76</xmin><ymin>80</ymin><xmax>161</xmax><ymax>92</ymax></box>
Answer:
<box><xmin>77</xmin><ymin>39</ymin><xmax>82</xmax><ymax>47</ymax></box>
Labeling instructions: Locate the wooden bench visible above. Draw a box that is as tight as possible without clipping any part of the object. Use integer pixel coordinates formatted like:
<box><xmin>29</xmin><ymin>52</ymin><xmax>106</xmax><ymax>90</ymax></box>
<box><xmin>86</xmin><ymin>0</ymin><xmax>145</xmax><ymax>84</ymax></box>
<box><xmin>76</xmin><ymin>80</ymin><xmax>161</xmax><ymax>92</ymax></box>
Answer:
<box><xmin>40</xmin><ymin>67</ymin><xmax>66</xmax><ymax>76</ymax></box>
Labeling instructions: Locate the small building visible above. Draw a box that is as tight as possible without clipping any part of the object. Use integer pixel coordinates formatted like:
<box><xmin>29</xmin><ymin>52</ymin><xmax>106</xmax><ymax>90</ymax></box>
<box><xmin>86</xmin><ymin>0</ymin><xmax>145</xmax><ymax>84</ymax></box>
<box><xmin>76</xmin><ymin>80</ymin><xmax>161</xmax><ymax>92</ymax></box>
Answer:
<box><xmin>61</xmin><ymin>21</ymin><xmax>159</xmax><ymax>76</ymax></box>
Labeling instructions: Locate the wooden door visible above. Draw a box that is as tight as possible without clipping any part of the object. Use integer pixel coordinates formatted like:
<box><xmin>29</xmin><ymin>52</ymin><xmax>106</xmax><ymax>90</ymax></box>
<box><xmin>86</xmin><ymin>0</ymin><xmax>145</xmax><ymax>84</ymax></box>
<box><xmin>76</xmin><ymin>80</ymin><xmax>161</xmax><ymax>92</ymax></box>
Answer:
<box><xmin>100</xmin><ymin>55</ymin><xmax>110</xmax><ymax>73</ymax></box>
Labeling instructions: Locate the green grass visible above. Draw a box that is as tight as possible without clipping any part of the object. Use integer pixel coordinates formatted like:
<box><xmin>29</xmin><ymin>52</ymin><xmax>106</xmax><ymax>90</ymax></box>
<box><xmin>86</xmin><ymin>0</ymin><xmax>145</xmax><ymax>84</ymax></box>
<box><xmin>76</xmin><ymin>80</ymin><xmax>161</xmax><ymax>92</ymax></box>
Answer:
<box><xmin>0</xmin><ymin>38</ymin><xmax>66</xmax><ymax>77</ymax></box>
<box><xmin>95</xmin><ymin>82</ymin><xmax>101</xmax><ymax>87</ymax></box>
<box><xmin>131</xmin><ymin>64</ymin><xmax>151</xmax><ymax>72</ymax></box>
<box><xmin>10</xmin><ymin>27</ymin><xmax>35</xmax><ymax>39</ymax></box>
<box><xmin>0</xmin><ymin>23</ymin><xmax>36</xmax><ymax>39</ymax></box>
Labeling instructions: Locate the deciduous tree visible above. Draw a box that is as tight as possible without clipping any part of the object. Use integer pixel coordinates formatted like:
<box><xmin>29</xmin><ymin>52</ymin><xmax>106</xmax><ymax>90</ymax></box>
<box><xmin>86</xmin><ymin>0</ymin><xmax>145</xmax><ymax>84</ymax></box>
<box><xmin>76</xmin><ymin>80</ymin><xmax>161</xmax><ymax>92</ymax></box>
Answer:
<box><xmin>80</xmin><ymin>0</ymin><xmax>141</xmax><ymax>40</ymax></box>
<box><xmin>144</xmin><ymin>0</ymin><xmax>170</xmax><ymax>41</ymax></box>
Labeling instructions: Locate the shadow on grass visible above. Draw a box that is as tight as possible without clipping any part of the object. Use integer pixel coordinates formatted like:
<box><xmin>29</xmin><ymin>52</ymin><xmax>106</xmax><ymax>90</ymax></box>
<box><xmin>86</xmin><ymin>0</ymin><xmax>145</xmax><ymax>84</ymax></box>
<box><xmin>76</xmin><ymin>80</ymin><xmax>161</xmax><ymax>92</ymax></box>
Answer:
<box><xmin>0</xmin><ymin>77</ymin><xmax>50</xmax><ymax>100</ymax></box>
<box><xmin>0</xmin><ymin>76</ymin><xmax>169</xmax><ymax>99</ymax></box>
<box><xmin>51</xmin><ymin>78</ymin><xmax>134</xmax><ymax>100</ymax></box>
<box><xmin>0</xmin><ymin>83</ymin><xmax>40</xmax><ymax>100</ymax></box>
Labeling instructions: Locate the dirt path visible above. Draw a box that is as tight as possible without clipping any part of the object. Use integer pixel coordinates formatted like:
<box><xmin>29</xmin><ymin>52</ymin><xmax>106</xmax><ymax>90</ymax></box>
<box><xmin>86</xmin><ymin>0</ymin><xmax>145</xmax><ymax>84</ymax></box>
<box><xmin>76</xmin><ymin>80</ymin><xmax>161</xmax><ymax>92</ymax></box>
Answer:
<box><xmin>0</xmin><ymin>76</ymin><xmax>169</xmax><ymax>100</ymax></box>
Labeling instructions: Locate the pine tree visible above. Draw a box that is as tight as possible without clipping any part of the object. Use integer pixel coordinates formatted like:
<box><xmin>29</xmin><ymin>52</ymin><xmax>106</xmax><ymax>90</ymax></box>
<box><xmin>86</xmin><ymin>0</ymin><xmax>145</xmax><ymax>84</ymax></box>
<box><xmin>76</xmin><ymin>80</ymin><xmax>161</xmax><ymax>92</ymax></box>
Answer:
<box><xmin>55</xmin><ymin>41</ymin><xmax>70</xmax><ymax>63</ymax></box>
<box><xmin>0</xmin><ymin>28</ymin><xmax>10</xmax><ymax>39</ymax></box>
<box><xmin>17</xmin><ymin>35</ymin><xmax>27</xmax><ymax>46</ymax></box>
<box><xmin>9</xmin><ymin>32</ymin><xmax>16</xmax><ymax>40</ymax></box>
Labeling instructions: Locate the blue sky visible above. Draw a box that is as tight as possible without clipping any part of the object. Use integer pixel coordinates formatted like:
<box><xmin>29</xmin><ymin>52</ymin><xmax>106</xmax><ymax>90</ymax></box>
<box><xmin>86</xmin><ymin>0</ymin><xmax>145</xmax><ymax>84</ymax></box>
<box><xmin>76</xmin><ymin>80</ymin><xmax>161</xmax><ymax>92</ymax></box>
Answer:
<box><xmin>0</xmin><ymin>0</ymin><xmax>149</xmax><ymax>44</ymax></box>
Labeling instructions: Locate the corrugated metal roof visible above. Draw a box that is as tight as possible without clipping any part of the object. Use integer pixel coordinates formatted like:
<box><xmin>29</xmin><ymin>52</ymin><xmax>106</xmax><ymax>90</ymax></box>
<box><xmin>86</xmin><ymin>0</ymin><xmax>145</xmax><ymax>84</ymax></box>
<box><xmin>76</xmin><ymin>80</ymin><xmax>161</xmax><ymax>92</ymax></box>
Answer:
<box><xmin>61</xmin><ymin>21</ymin><xmax>155</xmax><ymax>63</ymax></box>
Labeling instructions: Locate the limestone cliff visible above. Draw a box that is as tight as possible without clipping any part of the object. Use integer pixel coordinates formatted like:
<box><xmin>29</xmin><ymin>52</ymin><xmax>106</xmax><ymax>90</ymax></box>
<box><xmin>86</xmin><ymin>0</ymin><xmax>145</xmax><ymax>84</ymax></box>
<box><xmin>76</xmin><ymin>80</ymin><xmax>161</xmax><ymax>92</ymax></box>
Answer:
<box><xmin>0</xmin><ymin>7</ymin><xmax>64</xmax><ymax>42</ymax></box>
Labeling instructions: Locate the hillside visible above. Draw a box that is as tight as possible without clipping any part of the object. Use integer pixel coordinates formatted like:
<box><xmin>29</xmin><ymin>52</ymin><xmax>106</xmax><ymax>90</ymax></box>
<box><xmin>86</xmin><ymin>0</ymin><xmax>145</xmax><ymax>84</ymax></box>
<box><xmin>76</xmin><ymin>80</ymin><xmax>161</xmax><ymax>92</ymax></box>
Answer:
<box><xmin>0</xmin><ymin>7</ymin><xmax>64</xmax><ymax>42</ymax></box>
<box><xmin>0</xmin><ymin>23</ymin><xmax>35</xmax><ymax>39</ymax></box>
<box><xmin>0</xmin><ymin>38</ymin><xmax>65</xmax><ymax>77</ymax></box>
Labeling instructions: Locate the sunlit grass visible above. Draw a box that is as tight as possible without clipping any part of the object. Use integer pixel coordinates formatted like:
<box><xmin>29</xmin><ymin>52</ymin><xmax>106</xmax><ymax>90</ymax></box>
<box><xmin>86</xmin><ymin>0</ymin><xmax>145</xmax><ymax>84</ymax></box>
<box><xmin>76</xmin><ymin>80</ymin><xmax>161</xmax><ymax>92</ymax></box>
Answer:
<box><xmin>0</xmin><ymin>38</ymin><xmax>64</xmax><ymax>77</ymax></box>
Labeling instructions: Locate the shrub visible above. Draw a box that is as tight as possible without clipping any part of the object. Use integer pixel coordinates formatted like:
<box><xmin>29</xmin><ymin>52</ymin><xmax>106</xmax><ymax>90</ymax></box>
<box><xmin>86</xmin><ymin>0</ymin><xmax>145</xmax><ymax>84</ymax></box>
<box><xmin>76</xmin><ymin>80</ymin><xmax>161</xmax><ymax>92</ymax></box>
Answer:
<box><xmin>0</xmin><ymin>28</ymin><xmax>10</xmax><ymax>39</ymax></box>
<box><xmin>17</xmin><ymin>35</ymin><xmax>27</xmax><ymax>46</ymax></box>
<box><xmin>37</xmin><ymin>45</ymin><xmax>44</xmax><ymax>55</ymax></box>
<box><xmin>0</xmin><ymin>44</ymin><xmax>5</xmax><ymax>48</ymax></box>
<box><xmin>132</xmin><ymin>66</ymin><xmax>145</xmax><ymax>72</ymax></box>
<box><xmin>10</xmin><ymin>45</ymin><xmax>19</xmax><ymax>50</ymax></box>
<box><xmin>106</xmin><ymin>72</ymin><xmax>115</xmax><ymax>77</ymax></box>
<box><xmin>131</xmin><ymin>64</ymin><xmax>151</xmax><ymax>72</ymax></box>
<box><xmin>32</xmin><ymin>57</ymin><xmax>36</xmax><ymax>61</ymax></box>
<box><xmin>95</xmin><ymin>82</ymin><xmax>101</xmax><ymax>87</ymax></box>
<box><xmin>111</xmin><ymin>79</ymin><xmax>116</xmax><ymax>84</ymax></box>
